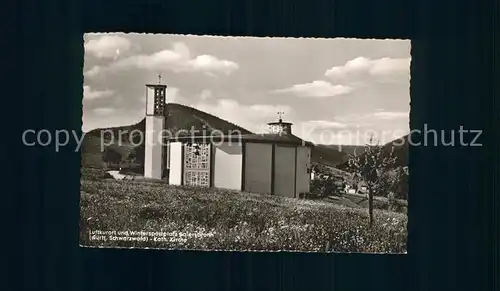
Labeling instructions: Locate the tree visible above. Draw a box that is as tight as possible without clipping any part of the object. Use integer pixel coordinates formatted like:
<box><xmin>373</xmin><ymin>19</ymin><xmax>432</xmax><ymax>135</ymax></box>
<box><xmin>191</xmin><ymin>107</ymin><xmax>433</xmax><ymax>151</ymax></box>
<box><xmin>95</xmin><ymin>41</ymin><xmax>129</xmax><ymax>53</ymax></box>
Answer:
<box><xmin>310</xmin><ymin>163</ymin><xmax>338</xmax><ymax>197</ymax></box>
<box><xmin>123</xmin><ymin>150</ymin><xmax>136</xmax><ymax>167</ymax></box>
<box><xmin>347</xmin><ymin>136</ymin><xmax>397</xmax><ymax>228</ymax></box>
<box><xmin>131</xmin><ymin>144</ymin><xmax>145</xmax><ymax>165</ymax></box>
<box><xmin>102</xmin><ymin>147</ymin><xmax>122</xmax><ymax>168</ymax></box>
<box><xmin>379</xmin><ymin>166</ymin><xmax>409</xmax><ymax>200</ymax></box>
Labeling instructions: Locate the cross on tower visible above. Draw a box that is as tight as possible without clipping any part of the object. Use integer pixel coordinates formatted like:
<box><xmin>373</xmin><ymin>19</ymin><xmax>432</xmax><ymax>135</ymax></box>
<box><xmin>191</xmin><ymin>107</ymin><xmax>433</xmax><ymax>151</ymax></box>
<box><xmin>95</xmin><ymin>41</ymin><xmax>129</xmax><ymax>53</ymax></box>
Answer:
<box><xmin>158</xmin><ymin>73</ymin><xmax>162</xmax><ymax>84</ymax></box>
<box><xmin>277</xmin><ymin>111</ymin><xmax>284</xmax><ymax>122</ymax></box>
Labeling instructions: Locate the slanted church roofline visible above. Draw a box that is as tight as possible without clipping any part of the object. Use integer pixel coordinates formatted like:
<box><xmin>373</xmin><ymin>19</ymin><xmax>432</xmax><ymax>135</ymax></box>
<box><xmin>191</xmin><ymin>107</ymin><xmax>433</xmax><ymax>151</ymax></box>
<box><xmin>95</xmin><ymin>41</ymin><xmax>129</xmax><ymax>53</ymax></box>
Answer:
<box><xmin>146</xmin><ymin>84</ymin><xmax>167</xmax><ymax>88</ymax></box>
<box><xmin>165</xmin><ymin>133</ymin><xmax>314</xmax><ymax>147</ymax></box>
<box><xmin>146</xmin><ymin>73</ymin><xmax>168</xmax><ymax>88</ymax></box>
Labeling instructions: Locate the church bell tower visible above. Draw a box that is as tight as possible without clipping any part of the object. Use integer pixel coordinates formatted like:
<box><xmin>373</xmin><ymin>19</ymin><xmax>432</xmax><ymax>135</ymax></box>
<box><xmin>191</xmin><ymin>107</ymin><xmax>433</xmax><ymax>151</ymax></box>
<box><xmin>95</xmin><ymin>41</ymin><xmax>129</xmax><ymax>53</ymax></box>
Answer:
<box><xmin>144</xmin><ymin>75</ymin><xmax>167</xmax><ymax>179</ymax></box>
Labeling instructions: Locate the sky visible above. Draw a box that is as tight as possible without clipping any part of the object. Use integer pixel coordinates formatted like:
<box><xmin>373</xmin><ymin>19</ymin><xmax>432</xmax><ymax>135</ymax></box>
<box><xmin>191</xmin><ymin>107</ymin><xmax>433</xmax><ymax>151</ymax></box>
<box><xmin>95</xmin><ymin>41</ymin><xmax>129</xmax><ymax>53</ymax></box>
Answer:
<box><xmin>83</xmin><ymin>33</ymin><xmax>411</xmax><ymax>145</ymax></box>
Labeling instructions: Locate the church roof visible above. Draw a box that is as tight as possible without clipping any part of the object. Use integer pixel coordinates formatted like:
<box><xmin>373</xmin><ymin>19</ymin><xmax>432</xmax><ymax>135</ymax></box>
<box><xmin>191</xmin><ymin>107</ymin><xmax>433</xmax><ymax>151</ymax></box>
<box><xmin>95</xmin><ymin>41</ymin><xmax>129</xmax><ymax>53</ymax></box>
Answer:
<box><xmin>241</xmin><ymin>133</ymin><xmax>314</xmax><ymax>146</ymax></box>
<box><xmin>165</xmin><ymin>133</ymin><xmax>314</xmax><ymax>147</ymax></box>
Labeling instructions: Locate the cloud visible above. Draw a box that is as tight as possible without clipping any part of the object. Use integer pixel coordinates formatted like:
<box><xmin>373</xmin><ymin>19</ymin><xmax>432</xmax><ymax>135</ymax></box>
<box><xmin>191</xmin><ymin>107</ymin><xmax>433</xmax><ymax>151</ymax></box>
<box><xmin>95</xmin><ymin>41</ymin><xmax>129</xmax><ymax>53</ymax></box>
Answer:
<box><xmin>294</xmin><ymin>111</ymin><xmax>409</xmax><ymax>145</ymax></box>
<box><xmin>273</xmin><ymin>80</ymin><xmax>353</xmax><ymax>98</ymax></box>
<box><xmin>91</xmin><ymin>42</ymin><xmax>239</xmax><ymax>77</ymax></box>
<box><xmin>297</xmin><ymin>111</ymin><xmax>409</xmax><ymax>133</ymax></box>
<box><xmin>171</xmin><ymin>42</ymin><xmax>191</xmax><ymax>59</ymax></box>
<box><xmin>85</xmin><ymin>35</ymin><xmax>131</xmax><ymax>59</ymax></box>
<box><xmin>192</xmin><ymin>99</ymin><xmax>294</xmax><ymax>133</ymax></box>
<box><xmin>271</xmin><ymin>57</ymin><xmax>409</xmax><ymax>101</ymax></box>
<box><xmin>82</xmin><ymin>108</ymin><xmax>145</xmax><ymax>132</ymax></box>
<box><xmin>294</xmin><ymin>119</ymin><xmax>360</xmax><ymax>144</ymax></box>
<box><xmin>325</xmin><ymin>57</ymin><xmax>410</xmax><ymax>79</ymax></box>
<box><xmin>83</xmin><ymin>86</ymin><xmax>115</xmax><ymax>100</ymax></box>
<box><xmin>185</xmin><ymin>55</ymin><xmax>239</xmax><ymax>75</ymax></box>
<box><xmin>92</xmin><ymin>107</ymin><xmax>115</xmax><ymax>115</ymax></box>
<box><xmin>369</xmin><ymin>58</ymin><xmax>411</xmax><ymax>76</ymax></box>
<box><xmin>162</xmin><ymin>87</ymin><xmax>291</xmax><ymax>132</ymax></box>
<box><xmin>115</xmin><ymin>49</ymin><xmax>184</xmax><ymax>70</ymax></box>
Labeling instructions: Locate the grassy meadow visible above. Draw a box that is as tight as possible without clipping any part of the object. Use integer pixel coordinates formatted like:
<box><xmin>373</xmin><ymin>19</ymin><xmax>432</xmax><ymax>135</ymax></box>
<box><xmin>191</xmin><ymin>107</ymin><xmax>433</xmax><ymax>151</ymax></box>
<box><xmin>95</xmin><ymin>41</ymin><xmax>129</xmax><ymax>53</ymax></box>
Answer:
<box><xmin>80</xmin><ymin>168</ymin><xmax>407</xmax><ymax>253</ymax></box>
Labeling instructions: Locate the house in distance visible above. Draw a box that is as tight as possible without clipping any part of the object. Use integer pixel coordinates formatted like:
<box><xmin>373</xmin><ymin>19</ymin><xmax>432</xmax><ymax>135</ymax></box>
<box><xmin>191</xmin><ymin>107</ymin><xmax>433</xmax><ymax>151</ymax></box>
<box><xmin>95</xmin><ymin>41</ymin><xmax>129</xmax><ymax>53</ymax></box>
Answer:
<box><xmin>143</xmin><ymin>81</ymin><xmax>314</xmax><ymax>198</ymax></box>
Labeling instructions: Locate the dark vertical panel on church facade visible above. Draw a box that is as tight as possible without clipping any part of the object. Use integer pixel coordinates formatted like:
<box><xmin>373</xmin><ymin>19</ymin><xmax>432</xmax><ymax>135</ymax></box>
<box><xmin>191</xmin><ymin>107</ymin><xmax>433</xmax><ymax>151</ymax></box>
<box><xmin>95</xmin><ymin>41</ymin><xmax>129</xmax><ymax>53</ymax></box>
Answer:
<box><xmin>180</xmin><ymin>143</ymin><xmax>185</xmax><ymax>186</ymax></box>
<box><xmin>160</xmin><ymin>136</ymin><xmax>165</xmax><ymax>179</ymax></box>
<box><xmin>17</xmin><ymin>0</ymin><xmax>499</xmax><ymax>291</ymax></box>
<box><xmin>270</xmin><ymin>144</ymin><xmax>276</xmax><ymax>195</ymax></box>
<box><xmin>240</xmin><ymin>142</ymin><xmax>246</xmax><ymax>192</ymax></box>
<box><xmin>163</xmin><ymin>110</ymin><xmax>169</xmax><ymax>172</ymax></box>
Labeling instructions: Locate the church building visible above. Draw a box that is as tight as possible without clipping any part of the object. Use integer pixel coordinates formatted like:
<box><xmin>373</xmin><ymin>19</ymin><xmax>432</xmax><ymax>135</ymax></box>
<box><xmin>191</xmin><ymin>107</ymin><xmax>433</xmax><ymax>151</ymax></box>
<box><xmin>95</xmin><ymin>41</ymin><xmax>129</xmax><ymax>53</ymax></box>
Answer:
<box><xmin>143</xmin><ymin>81</ymin><xmax>313</xmax><ymax>198</ymax></box>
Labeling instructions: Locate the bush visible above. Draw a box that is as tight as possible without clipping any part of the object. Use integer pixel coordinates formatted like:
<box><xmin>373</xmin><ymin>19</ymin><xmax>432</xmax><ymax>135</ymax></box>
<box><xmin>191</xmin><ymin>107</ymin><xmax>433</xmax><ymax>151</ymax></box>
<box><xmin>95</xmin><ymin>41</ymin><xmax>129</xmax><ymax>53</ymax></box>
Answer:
<box><xmin>310</xmin><ymin>164</ymin><xmax>346</xmax><ymax>197</ymax></box>
<box><xmin>79</xmin><ymin>177</ymin><xmax>407</xmax><ymax>253</ymax></box>
<box><xmin>102</xmin><ymin>147</ymin><xmax>122</xmax><ymax>167</ymax></box>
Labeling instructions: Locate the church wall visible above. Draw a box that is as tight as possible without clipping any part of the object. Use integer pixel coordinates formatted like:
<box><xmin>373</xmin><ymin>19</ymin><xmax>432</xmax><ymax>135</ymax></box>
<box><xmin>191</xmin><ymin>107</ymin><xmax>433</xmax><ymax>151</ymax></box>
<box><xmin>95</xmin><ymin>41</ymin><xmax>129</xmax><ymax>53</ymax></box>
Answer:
<box><xmin>273</xmin><ymin>145</ymin><xmax>297</xmax><ymax>198</ymax></box>
<box><xmin>144</xmin><ymin>115</ymin><xmax>164</xmax><ymax>179</ymax></box>
<box><xmin>168</xmin><ymin>142</ymin><xmax>183</xmax><ymax>185</ymax></box>
<box><xmin>145</xmin><ymin>87</ymin><xmax>156</xmax><ymax>115</ymax></box>
<box><xmin>213</xmin><ymin>142</ymin><xmax>243</xmax><ymax>190</ymax></box>
<box><xmin>295</xmin><ymin>146</ymin><xmax>311</xmax><ymax>196</ymax></box>
<box><xmin>244</xmin><ymin>143</ymin><xmax>273</xmax><ymax>194</ymax></box>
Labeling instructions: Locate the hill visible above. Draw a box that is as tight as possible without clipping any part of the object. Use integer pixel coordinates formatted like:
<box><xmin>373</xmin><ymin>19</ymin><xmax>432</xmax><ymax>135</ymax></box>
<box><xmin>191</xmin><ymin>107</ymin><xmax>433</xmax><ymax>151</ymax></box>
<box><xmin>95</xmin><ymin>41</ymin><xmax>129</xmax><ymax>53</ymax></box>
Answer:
<box><xmin>315</xmin><ymin>144</ymin><xmax>366</xmax><ymax>155</ymax></box>
<box><xmin>85</xmin><ymin>103</ymin><xmax>252</xmax><ymax>141</ymax></box>
<box><xmin>81</xmin><ymin>103</ymin><xmax>359</xmax><ymax>168</ymax></box>
<box><xmin>383</xmin><ymin>134</ymin><xmax>409</xmax><ymax>168</ymax></box>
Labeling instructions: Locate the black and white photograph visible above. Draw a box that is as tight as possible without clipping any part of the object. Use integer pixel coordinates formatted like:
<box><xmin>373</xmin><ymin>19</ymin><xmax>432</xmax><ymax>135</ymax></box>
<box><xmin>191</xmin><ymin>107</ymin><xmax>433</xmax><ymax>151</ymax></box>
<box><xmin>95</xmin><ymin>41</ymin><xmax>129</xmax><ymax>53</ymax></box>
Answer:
<box><xmin>79</xmin><ymin>33</ymin><xmax>410</xmax><ymax>253</ymax></box>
